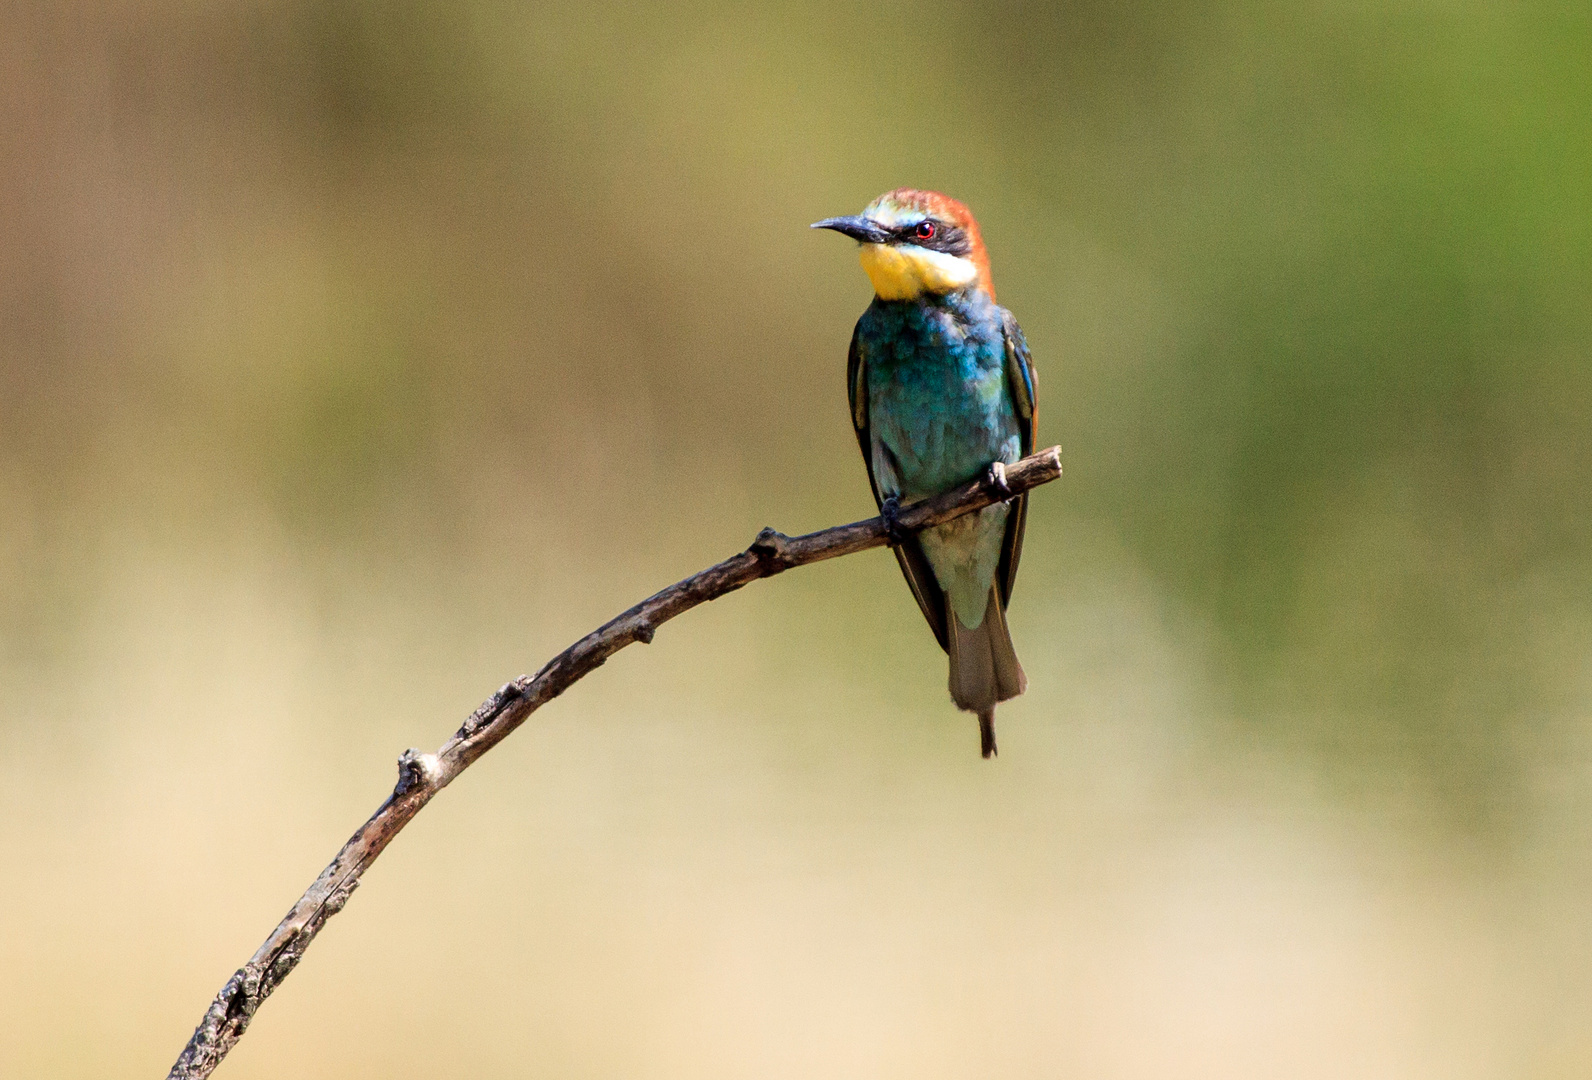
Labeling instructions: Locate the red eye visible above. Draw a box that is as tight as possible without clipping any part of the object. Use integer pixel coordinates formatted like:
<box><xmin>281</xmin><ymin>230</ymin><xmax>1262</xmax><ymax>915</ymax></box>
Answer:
<box><xmin>915</xmin><ymin>220</ymin><xmax>937</xmax><ymax>240</ymax></box>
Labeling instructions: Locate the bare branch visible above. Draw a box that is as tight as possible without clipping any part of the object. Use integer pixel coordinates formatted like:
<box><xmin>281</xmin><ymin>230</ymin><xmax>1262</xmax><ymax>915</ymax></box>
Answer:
<box><xmin>166</xmin><ymin>447</ymin><xmax>1063</xmax><ymax>1079</ymax></box>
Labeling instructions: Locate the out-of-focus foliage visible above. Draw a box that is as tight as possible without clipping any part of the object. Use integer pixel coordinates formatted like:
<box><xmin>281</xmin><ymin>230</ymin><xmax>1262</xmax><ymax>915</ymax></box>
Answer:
<box><xmin>4</xmin><ymin>2</ymin><xmax>1592</xmax><ymax>1077</ymax></box>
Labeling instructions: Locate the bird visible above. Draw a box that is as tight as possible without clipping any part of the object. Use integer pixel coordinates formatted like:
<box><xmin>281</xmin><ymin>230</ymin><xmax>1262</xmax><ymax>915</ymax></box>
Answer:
<box><xmin>813</xmin><ymin>189</ymin><xmax>1037</xmax><ymax>758</ymax></box>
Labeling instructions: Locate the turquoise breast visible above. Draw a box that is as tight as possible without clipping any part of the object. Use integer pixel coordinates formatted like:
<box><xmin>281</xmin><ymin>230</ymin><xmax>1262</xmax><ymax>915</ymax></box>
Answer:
<box><xmin>857</xmin><ymin>287</ymin><xmax>1022</xmax><ymax>627</ymax></box>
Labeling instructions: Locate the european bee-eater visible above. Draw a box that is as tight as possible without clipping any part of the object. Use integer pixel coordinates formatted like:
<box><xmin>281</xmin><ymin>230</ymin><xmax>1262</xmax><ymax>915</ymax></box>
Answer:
<box><xmin>814</xmin><ymin>189</ymin><xmax>1037</xmax><ymax>758</ymax></box>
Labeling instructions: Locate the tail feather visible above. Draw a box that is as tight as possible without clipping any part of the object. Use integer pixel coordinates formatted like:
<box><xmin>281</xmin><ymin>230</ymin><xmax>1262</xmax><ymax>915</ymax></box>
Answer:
<box><xmin>948</xmin><ymin>587</ymin><xmax>1027</xmax><ymax>758</ymax></box>
<box><xmin>978</xmin><ymin>708</ymin><xmax>997</xmax><ymax>759</ymax></box>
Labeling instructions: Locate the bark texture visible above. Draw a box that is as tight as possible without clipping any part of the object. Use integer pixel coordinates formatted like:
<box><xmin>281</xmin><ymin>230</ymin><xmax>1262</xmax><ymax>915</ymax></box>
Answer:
<box><xmin>167</xmin><ymin>447</ymin><xmax>1062</xmax><ymax>1079</ymax></box>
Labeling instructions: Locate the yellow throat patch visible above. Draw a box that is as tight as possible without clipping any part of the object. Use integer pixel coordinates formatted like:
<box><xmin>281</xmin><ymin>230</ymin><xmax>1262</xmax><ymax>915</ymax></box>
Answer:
<box><xmin>859</xmin><ymin>242</ymin><xmax>979</xmax><ymax>300</ymax></box>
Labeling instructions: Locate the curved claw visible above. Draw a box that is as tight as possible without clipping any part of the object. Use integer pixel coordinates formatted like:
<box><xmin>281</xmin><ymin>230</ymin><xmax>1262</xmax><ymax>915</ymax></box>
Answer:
<box><xmin>880</xmin><ymin>495</ymin><xmax>911</xmax><ymax>546</ymax></box>
<box><xmin>985</xmin><ymin>461</ymin><xmax>1016</xmax><ymax>503</ymax></box>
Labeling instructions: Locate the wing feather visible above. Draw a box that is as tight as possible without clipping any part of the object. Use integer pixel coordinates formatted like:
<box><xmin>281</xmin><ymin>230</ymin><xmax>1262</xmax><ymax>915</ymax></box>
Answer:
<box><xmin>848</xmin><ymin>323</ymin><xmax>951</xmax><ymax>651</ymax></box>
<box><xmin>997</xmin><ymin>309</ymin><xmax>1038</xmax><ymax>608</ymax></box>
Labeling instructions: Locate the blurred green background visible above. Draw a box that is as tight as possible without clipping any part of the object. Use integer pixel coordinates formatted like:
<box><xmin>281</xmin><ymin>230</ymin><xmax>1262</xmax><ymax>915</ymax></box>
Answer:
<box><xmin>4</xmin><ymin>1</ymin><xmax>1592</xmax><ymax>1076</ymax></box>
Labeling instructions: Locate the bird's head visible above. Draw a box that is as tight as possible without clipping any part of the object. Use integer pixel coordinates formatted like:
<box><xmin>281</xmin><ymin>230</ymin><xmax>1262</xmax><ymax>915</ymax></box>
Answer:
<box><xmin>812</xmin><ymin>188</ymin><xmax>994</xmax><ymax>302</ymax></box>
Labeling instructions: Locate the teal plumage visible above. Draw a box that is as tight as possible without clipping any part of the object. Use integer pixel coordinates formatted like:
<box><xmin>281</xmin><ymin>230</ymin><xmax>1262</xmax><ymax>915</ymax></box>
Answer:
<box><xmin>816</xmin><ymin>189</ymin><xmax>1037</xmax><ymax>757</ymax></box>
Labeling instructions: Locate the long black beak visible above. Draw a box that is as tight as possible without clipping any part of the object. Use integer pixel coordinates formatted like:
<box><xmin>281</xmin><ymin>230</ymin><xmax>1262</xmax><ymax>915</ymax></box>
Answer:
<box><xmin>811</xmin><ymin>215</ymin><xmax>893</xmax><ymax>244</ymax></box>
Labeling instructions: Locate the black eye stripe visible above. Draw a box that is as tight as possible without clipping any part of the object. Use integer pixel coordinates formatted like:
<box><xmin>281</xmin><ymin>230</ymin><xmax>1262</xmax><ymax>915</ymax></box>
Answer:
<box><xmin>891</xmin><ymin>220</ymin><xmax>972</xmax><ymax>257</ymax></box>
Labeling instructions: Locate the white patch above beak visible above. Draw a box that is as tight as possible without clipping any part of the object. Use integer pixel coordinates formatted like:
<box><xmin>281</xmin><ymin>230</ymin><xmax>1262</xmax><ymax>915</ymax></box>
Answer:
<box><xmin>863</xmin><ymin>199</ymin><xmax>926</xmax><ymax>230</ymax></box>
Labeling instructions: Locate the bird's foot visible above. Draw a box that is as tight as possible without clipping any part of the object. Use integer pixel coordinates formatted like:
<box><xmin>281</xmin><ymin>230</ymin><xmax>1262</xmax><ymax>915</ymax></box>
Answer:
<box><xmin>985</xmin><ymin>461</ymin><xmax>1016</xmax><ymax>503</ymax></box>
<box><xmin>880</xmin><ymin>495</ymin><xmax>911</xmax><ymax>546</ymax></box>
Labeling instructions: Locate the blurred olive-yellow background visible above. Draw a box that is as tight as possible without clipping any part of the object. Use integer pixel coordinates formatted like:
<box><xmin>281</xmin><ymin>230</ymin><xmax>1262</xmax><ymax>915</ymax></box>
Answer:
<box><xmin>5</xmin><ymin>2</ymin><xmax>1592</xmax><ymax>1076</ymax></box>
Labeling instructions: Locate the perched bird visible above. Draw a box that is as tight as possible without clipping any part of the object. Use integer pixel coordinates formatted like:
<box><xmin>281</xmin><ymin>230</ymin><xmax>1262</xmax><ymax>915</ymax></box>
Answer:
<box><xmin>813</xmin><ymin>189</ymin><xmax>1037</xmax><ymax>758</ymax></box>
